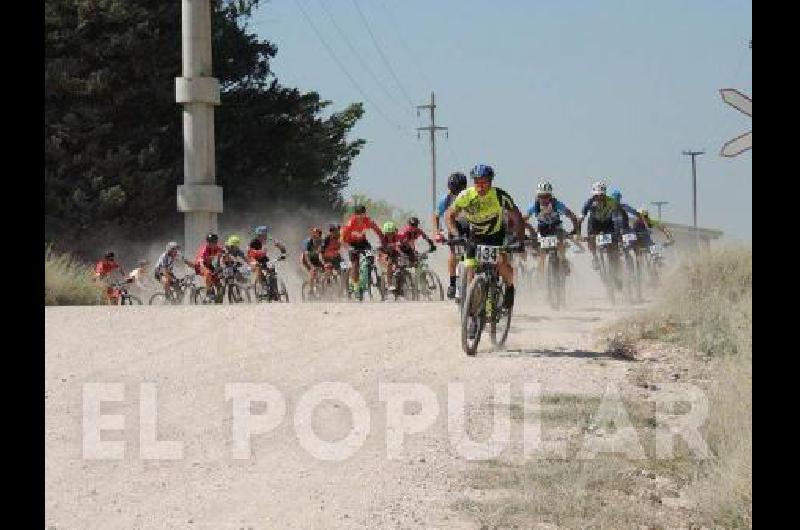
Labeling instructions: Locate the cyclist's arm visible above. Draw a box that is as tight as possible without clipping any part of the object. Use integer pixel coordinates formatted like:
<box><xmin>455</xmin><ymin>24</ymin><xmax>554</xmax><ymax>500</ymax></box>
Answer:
<box><xmin>445</xmin><ymin>205</ymin><xmax>462</xmax><ymax>236</ymax></box>
<box><xmin>273</xmin><ymin>240</ymin><xmax>287</xmax><ymax>254</ymax></box>
<box><xmin>508</xmin><ymin>206</ymin><xmax>526</xmax><ymax>242</ymax></box>
<box><xmin>657</xmin><ymin>224</ymin><xmax>674</xmax><ymax>242</ymax></box>
<box><xmin>563</xmin><ymin>206</ymin><xmax>580</xmax><ymax>235</ymax></box>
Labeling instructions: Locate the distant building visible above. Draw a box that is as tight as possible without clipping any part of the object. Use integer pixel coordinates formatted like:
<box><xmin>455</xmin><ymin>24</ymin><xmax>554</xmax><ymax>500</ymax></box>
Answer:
<box><xmin>660</xmin><ymin>221</ymin><xmax>724</xmax><ymax>253</ymax></box>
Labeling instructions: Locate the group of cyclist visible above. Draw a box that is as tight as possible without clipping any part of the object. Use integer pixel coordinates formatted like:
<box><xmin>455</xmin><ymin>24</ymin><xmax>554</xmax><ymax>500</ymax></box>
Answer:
<box><xmin>94</xmin><ymin>163</ymin><xmax>673</xmax><ymax>306</ymax></box>
<box><xmin>299</xmin><ymin>209</ymin><xmax>438</xmax><ymax>297</ymax></box>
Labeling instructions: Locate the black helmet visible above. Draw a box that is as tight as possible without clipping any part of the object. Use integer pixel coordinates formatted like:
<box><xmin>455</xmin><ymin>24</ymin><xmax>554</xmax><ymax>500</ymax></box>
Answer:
<box><xmin>328</xmin><ymin>223</ymin><xmax>340</xmax><ymax>232</ymax></box>
<box><xmin>354</xmin><ymin>205</ymin><xmax>366</xmax><ymax>215</ymax></box>
<box><xmin>104</xmin><ymin>251</ymin><xmax>115</xmax><ymax>259</ymax></box>
<box><xmin>448</xmin><ymin>172</ymin><xmax>467</xmax><ymax>194</ymax></box>
<box><xmin>206</xmin><ymin>232</ymin><xmax>219</xmax><ymax>243</ymax></box>
<box><xmin>408</xmin><ymin>216</ymin><xmax>420</xmax><ymax>228</ymax></box>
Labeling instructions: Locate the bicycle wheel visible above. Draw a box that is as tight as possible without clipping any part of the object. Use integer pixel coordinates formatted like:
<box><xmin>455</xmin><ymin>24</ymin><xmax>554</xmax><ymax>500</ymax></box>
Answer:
<box><xmin>227</xmin><ymin>283</ymin><xmax>244</xmax><ymax>304</ymax></box>
<box><xmin>419</xmin><ymin>271</ymin><xmax>444</xmax><ymax>301</ymax></box>
<box><xmin>395</xmin><ymin>270</ymin><xmax>414</xmax><ymax>301</ymax></box>
<box><xmin>599</xmin><ymin>252</ymin><xmax>615</xmax><ymax>305</ymax></box>
<box><xmin>633</xmin><ymin>252</ymin><xmax>644</xmax><ymax>302</ymax></box>
<box><xmin>546</xmin><ymin>253</ymin><xmax>560</xmax><ymax>310</ymax></box>
<box><xmin>368</xmin><ymin>266</ymin><xmax>385</xmax><ymax>301</ymax></box>
<box><xmin>301</xmin><ymin>280</ymin><xmax>316</xmax><ymax>302</ymax></box>
<box><xmin>148</xmin><ymin>293</ymin><xmax>167</xmax><ymax>305</ymax></box>
<box><xmin>490</xmin><ymin>283</ymin><xmax>512</xmax><ymax>348</ymax></box>
<box><xmin>122</xmin><ymin>294</ymin><xmax>142</xmax><ymax>305</ymax></box>
<box><xmin>461</xmin><ymin>276</ymin><xmax>486</xmax><ymax>356</ymax></box>
<box><xmin>278</xmin><ymin>279</ymin><xmax>290</xmax><ymax>302</ymax></box>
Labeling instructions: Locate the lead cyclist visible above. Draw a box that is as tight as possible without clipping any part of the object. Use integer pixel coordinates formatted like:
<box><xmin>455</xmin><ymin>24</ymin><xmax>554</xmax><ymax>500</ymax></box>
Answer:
<box><xmin>445</xmin><ymin>163</ymin><xmax>526</xmax><ymax>333</ymax></box>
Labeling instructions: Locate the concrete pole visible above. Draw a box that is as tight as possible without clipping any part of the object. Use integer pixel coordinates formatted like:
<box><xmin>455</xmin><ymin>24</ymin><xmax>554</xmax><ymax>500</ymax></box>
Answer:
<box><xmin>416</xmin><ymin>92</ymin><xmax>448</xmax><ymax>229</ymax></box>
<box><xmin>176</xmin><ymin>0</ymin><xmax>223</xmax><ymax>253</ymax></box>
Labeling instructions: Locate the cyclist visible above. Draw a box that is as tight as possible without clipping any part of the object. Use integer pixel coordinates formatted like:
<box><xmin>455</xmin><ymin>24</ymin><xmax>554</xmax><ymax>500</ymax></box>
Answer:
<box><xmin>445</xmin><ymin>163</ymin><xmax>526</xmax><ymax>336</ymax></box>
<box><xmin>127</xmin><ymin>259</ymin><xmax>152</xmax><ymax>292</ymax></box>
<box><xmin>321</xmin><ymin>224</ymin><xmax>344</xmax><ymax>273</ymax></box>
<box><xmin>378</xmin><ymin>221</ymin><xmax>403</xmax><ymax>292</ymax></box>
<box><xmin>608</xmin><ymin>189</ymin><xmax>641</xmax><ymax>235</ymax></box>
<box><xmin>578</xmin><ymin>181</ymin><xmax>618</xmax><ymax>271</ymax></box>
<box><xmin>523</xmin><ymin>181</ymin><xmax>581</xmax><ymax>279</ymax></box>
<box><xmin>434</xmin><ymin>172</ymin><xmax>470</xmax><ymax>298</ymax></box>
<box><xmin>300</xmin><ymin>227</ymin><xmax>325</xmax><ymax>283</ymax></box>
<box><xmin>341</xmin><ymin>204</ymin><xmax>385</xmax><ymax>294</ymax></box>
<box><xmin>154</xmin><ymin>242</ymin><xmax>192</xmax><ymax>301</ymax></box>
<box><xmin>397</xmin><ymin>216</ymin><xmax>437</xmax><ymax>268</ymax></box>
<box><xmin>194</xmin><ymin>233</ymin><xmax>225</xmax><ymax>293</ymax></box>
<box><xmin>94</xmin><ymin>251</ymin><xmax>128</xmax><ymax>304</ymax></box>
<box><xmin>632</xmin><ymin>207</ymin><xmax>675</xmax><ymax>247</ymax></box>
<box><xmin>247</xmin><ymin>226</ymin><xmax>287</xmax><ymax>294</ymax></box>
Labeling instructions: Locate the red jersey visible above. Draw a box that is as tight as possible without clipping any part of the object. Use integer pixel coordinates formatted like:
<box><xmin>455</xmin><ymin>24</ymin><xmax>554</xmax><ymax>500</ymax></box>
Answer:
<box><xmin>341</xmin><ymin>215</ymin><xmax>384</xmax><ymax>244</ymax></box>
<box><xmin>94</xmin><ymin>259</ymin><xmax>120</xmax><ymax>277</ymax></box>
<box><xmin>247</xmin><ymin>248</ymin><xmax>268</xmax><ymax>262</ymax></box>
<box><xmin>321</xmin><ymin>235</ymin><xmax>342</xmax><ymax>259</ymax></box>
<box><xmin>195</xmin><ymin>243</ymin><xmax>223</xmax><ymax>267</ymax></box>
<box><xmin>383</xmin><ymin>232</ymin><xmax>402</xmax><ymax>249</ymax></box>
<box><xmin>397</xmin><ymin>226</ymin><xmax>426</xmax><ymax>248</ymax></box>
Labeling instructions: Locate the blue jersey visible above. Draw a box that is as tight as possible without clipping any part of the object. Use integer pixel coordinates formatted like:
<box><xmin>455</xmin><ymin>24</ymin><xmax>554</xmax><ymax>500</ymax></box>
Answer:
<box><xmin>527</xmin><ymin>198</ymin><xmax>568</xmax><ymax>226</ymax></box>
<box><xmin>437</xmin><ymin>193</ymin><xmax>456</xmax><ymax>217</ymax></box>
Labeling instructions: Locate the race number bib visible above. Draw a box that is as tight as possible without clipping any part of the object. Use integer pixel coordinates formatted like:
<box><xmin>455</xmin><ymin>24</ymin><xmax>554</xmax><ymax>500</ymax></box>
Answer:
<box><xmin>476</xmin><ymin>245</ymin><xmax>501</xmax><ymax>264</ymax></box>
<box><xmin>622</xmin><ymin>233</ymin><xmax>637</xmax><ymax>245</ymax></box>
<box><xmin>595</xmin><ymin>233</ymin><xmax>613</xmax><ymax>246</ymax></box>
<box><xmin>538</xmin><ymin>235</ymin><xmax>558</xmax><ymax>249</ymax></box>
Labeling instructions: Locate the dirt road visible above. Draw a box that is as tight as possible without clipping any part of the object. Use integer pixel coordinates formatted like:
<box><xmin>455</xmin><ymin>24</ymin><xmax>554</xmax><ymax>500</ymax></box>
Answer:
<box><xmin>46</xmin><ymin>264</ymin><xmax>644</xmax><ymax>528</ymax></box>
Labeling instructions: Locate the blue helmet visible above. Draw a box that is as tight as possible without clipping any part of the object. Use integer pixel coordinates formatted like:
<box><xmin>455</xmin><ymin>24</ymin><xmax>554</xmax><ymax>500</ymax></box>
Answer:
<box><xmin>611</xmin><ymin>189</ymin><xmax>622</xmax><ymax>201</ymax></box>
<box><xmin>254</xmin><ymin>225</ymin><xmax>269</xmax><ymax>236</ymax></box>
<box><xmin>470</xmin><ymin>164</ymin><xmax>495</xmax><ymax>180</ymax></box>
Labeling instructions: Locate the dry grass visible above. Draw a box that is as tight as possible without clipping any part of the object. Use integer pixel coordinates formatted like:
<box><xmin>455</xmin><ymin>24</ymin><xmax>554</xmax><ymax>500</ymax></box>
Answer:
<box><xmin>462</xmin><ymin>394</ymin><xmax>702</xmax><ymax>528</ymax></box>
<box><xmin>456</xmin><ymin>246</ymin><xmax>752</xmax><ymax>528</ymax></box>
<box><xmin>608</xmin><ymin>246</ymin><xmax>752</xmax><ymax>527</ymax></box>
<box><xmin>45</xmin><ymin>245</ymin><xmax>103</xmax><ymax>306</ymax></box>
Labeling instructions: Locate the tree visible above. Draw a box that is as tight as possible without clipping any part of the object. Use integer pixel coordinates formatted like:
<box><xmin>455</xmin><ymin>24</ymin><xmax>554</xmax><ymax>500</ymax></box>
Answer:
<box><xmin>45</xmin><ymin>0</ymin><xmax>365</xmax><ymax>256</ymax></box>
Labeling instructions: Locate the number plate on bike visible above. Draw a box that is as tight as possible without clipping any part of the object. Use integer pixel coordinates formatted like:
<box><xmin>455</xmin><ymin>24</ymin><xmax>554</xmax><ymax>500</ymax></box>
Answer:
<box><xmin>596</xmin><ymin>233</ymin><xmax>613</xmax><ymax>246</ymax></box>
<box><xmin>476</xmin><ymin>245</ymin><xmax>501</xmax><ymax>264</ymax></box>
<box><xmin>622</xmin><ymin>233</ymin><xmax>637</xmax><ymax>245</ymax></box>
<box><xmin>538</xmin><ymin>236</ymin><xmax>558</xmax><ymax>249</ymax></box>
<box><xmin>649</xmin><ymin>244</ymin><xmax>662</xmax><ymax>256</ymax></box>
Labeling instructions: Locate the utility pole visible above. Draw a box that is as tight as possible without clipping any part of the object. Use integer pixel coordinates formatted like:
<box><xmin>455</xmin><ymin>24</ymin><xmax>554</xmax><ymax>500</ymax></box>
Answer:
<box><xmin>681</xmin><ymin>150</ymin><xmax>704</xmax><ymax>247</ymax></box>
<box><xmin>650</xmin><ymin>201</ymin><xmax>669</xmax><ymax>222</ymax></box>
<box><xmin>176</xmin><ymin>0</ymin><xmax>223</xmax><ymax>252</ymax></box>
<box><xmin>416</xmin><ymin>92</ymin><xmax>448</xmax><ymax>227</ymax></box>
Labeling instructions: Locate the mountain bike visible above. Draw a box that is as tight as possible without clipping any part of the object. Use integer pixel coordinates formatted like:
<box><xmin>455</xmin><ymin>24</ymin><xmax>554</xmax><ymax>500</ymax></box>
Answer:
<box><xmin>250</xmin><ymin>255</ymin><xmax>289</xmax><ymax>303</ymax></box>
<box><xmin>410</xmin><ymin>250</ymin><xmax>444</xmax><ymax>301</ymax></box>
<box><xmin>452</xmin><ymin>237</ymin><xmax>525</xmax><ymax>356</ymax></box>
<box><xmin>112</xmin><ymin>280</ymin><xmax>142</xmax><ymax>305</ymax></box>
<box><xmin>536</xmin><ymin>233</ymin><xmax>569</xmax><ymax>310</ymax></box>
<box><xmin>619</xmin><ymin>230</ymin><xmax>643</xmax><ymax>303</ymax></box>
<box><xmin>148</xmin><ymin>274</ymin><xmax>200</xmax><ymax>305</ymax></box>
<box><xmin>348</xmin><ymin>248</ymin><xmax>384</xmax><ymax>302</ymax></box>
<box><xmin>589</xmin><ymin>232</ymin><xmax>623</xmax><ymax>305</ymax></box>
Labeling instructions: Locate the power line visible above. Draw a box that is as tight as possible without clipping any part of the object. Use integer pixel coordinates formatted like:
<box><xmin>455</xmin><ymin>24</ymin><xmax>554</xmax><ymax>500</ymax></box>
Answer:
<box><xmin>292</xmin><ymin>0</ymin><xmax>403</xmax><ymax>131</ymax></box>
<box><xmin>377</xmin><ymin>0</ymin><xmax>435</xmax><ymax>91</ymax></box>
<box><xmin>317</xmin><ymin>0</ymin><xmax>412</xmax><ymax>119</ymax></box>
<box><xmin>351</xmin><ymin>0</ymin><xmax>416</xmax><ymax>107</ymax></box>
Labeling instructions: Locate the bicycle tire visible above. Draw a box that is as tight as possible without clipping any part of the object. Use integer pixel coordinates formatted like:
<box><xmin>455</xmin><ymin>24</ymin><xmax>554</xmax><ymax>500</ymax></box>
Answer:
<box><xmin>546</xmin><ymin>252</ymin><xmax>560</xmax><ymax>310</ymax></box>
<box><xmin>490</xmin><ymin>282</ymin><xmax>512</xmax><ymax>347</ymax></box>
<box><xmin>461</xmin><ymin>276</ymin><xmax>486</xmax><ymax>356</ymax></box>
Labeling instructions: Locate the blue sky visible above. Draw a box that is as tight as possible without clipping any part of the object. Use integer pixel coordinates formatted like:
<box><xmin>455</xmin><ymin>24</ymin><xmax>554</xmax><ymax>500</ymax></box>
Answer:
<box><xmin>250</xmin><ymin>0</ymin><xmax>752</xmax><ymax>240</ymax></box>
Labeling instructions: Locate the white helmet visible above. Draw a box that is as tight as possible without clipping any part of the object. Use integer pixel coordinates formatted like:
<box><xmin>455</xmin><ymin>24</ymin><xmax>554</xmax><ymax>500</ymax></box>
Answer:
<box><xmin>166</xmin><ymin>241</ymin><xmax>180</xmax><ymax>252</ymax></box>
<box><xmin>536</xmin><ymin>181</ymin><xmax>554</xmax><ymax>196</ymax></box>
<box><xmin>591</xmin><ymin>181</ymin><xmax>607</xmax><ymax>196</ymax></box>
